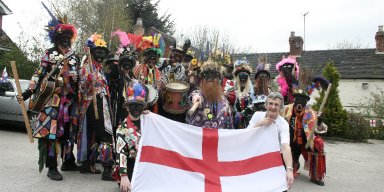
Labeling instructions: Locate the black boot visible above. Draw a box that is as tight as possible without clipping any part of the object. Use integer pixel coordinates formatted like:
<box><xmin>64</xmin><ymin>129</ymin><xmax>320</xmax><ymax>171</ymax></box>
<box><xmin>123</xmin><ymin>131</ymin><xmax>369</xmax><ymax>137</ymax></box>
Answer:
<box><xmin>47</xmin><ymin>168</ymin><xmax>63</xmax><ymax>181</ymax></box>
<box><xmin>61</xmin><ymin>161</ymin><xmax>79</xmax><ymax>171</ymax></box>
<box><xmin>101</xmin><ymin>166</ymin><xmax>113</xmax><ymax>181</ymax></box>
<box><xmin>79</xmin><ymin>161</ymin><xmax>101</xmax><ymax>174</ymax></box>
<box><xmin>310</xmin><ymin>179</ymin><xmax>325</xmax><ymax>186</ymax></box>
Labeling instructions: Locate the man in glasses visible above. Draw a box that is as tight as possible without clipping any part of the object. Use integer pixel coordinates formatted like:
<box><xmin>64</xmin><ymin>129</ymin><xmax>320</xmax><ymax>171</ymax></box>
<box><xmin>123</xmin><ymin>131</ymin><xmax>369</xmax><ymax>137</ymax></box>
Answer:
<box><xmin>186</xmin><ymin>61</ymin><xmax>233</xmax><ymax>129</ymax></box>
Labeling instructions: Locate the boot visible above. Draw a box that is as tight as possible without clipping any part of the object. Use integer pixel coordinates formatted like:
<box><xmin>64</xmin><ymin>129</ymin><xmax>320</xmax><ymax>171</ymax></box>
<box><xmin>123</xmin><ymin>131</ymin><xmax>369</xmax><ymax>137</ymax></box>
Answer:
<box><xmin>79</xmin><ymin>161</ymin><xmax>101</xmax><ymax>174</ymax></box>
<box><xmin>310</xmin><ymin>179</ymin><xmax>325</xmax><ymax>186</ymax></box>
<box><xmin>61</xmin><ymin>161</ymin><xmax>79</xmax><ymax>171</ymax></box>
<box><xmin>47</xmin><ymin>168</ymin><xmax>63</xmax><ymax>181</ymax></box>
<box><xmin>101</xmin><ymin>166</ymin><xmax>114</xmax><ymax>181</ymax></box>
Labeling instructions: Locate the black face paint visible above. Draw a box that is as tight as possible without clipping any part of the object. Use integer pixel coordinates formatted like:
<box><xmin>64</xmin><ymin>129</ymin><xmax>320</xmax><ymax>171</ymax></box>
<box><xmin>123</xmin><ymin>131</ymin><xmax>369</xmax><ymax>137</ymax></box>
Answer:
<box><xmin>201</xmin><ymin>69</ymin><xmax>220</xmax><ymax>81</ymax></box>
<box><xmin>56</xmin><ymin>31</ymin><xmax>73</xmax><ymax>49</ymax></box>
<box><xmin>92</xmin><ymin>49</ymin><xmax>108</xmax><ymax>63</ymax></box>
<box><xmin>239</xmin><ymin>72</ymin><xmax>249</xmax><ymax>82</ymax></box>
<box><xmin>281</xmin><ymin>64</ymin><xmax>294</xmax><ymax>74</ymax></box>
<box><xmin>293</xmin><ymin>97</ymin><xmax>308</xmax><ymax>112</ymax></box>
<box><xmin>128</xmin><ymin>103</ymin><xmax>145</xmax><ymax>118</ymax></box>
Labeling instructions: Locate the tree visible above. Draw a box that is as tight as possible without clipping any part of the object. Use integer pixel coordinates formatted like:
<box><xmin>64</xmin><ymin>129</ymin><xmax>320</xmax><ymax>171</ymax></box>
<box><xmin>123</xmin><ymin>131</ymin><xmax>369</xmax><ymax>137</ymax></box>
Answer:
<box><xmin>56</xmin><ymin>0</ymin><xmax>132</xmax><ymax>54</ymax></box>
<box><xmin>125</xmin><ymin>0</ymin><xmax>175</xmax><ymax>36</ymax></box>
<box><xmin>312</xmin><ymin>61</ymin><xmax>349</xmax><ymax>137</ymax></box>
<box><xmin>330</xmin><ymin>39</ymin><xmax>369</xmax><ymax>50</ymax></box>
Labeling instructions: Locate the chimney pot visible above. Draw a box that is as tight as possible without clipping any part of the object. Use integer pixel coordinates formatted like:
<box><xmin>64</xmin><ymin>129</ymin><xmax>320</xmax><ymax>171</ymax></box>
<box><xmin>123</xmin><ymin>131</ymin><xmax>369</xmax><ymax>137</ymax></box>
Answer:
<box><xmin>290</xmin><ymin>31</ymin><xmax>295</xmax><ymax>37</ymax></box>
<box><xmin>379</xmin><ymin>25</ymin><xmax>383</xmax><ymax>32</ymax></box>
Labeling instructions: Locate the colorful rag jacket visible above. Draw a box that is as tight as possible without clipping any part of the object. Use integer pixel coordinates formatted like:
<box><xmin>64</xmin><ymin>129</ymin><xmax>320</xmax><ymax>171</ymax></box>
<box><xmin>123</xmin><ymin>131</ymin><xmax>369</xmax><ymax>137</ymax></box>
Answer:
<box><xmin>77</xmin><ymin>59</ymin><xmax>113</xmax><ymax>161</ymax></box>
<box><xmin>29</xmin><ymin>47</ymin><xmax>80</xmax><ymax>140</ymax></box>
<box><xmin>187</xmin><ymin>90</ymin><xmax>234</xmax><ymax>129</ymax></box>
<box><xmin>283</xmin><ymin>104</ymin><xmax>317</xmax><ymax>142</ymax></box>
<box><xmin>133</xmin><ymin>63</ymin><xmax>162</xmax><ymax>87</ymax></box>
<box><xmin>116</xmin><ymin>117</ymin><xmax>141</xmax><ymax>176</ymax></box>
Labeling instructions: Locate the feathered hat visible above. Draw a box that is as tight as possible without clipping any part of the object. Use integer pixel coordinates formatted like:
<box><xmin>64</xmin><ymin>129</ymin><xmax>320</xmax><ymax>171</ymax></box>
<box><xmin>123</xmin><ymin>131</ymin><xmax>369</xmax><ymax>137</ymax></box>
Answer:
<box><xmin>254</xmin><ymin>70</ymin><xmax>270</xmax><ymax>80</ymax></box>
<box><xmin>275</xmin><ymin>55</ymin><xmax>300</xmax><ymax>79</ymax></box>
<box><xmin>233</xmin><ymin>59</ymin><xmax>253</xmax><ymax>77</ymax></box>
<box><xmin>124</xmin><ymin>81</ymin><xmax>148</xmax><ymax>106</ymax></box>
<box><xmin>86</xmin><ymin>33</ymin><xmax>110</xmax><ymax>55</ymax></box>
<box><xmin>42</xmin><ymin>2</ymin><xmax>77</xmax><ymax>45</ymax></box>
<box><xmin>200</xmin><ymin>60</ymin><xmax>221</xmax><ymax>79</ymax></box>
<box><xmin>293</xmin><ymin>66</ymin><xmax>330</xmax><ymax>101</ymax></box>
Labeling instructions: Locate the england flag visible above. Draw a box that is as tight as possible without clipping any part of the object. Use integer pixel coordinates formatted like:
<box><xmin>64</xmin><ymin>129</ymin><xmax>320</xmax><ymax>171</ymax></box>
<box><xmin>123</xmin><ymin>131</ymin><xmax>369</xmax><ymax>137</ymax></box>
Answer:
<box><xmin>1</xmin><ymin>67</ymin><xmax>8</xmax><ymax>83</ymax></box>
<box><xmin>132</xmin><ymin>113</ymin><xmax>287</xmax><ymax>192</ymax></box>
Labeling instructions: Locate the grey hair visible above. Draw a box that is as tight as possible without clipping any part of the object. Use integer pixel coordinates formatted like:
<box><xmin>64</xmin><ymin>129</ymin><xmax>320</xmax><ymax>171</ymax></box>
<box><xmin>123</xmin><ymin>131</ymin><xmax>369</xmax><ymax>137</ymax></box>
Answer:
<box><xmin>266</xmin><ymin>92</ymin><xmax>284</xmax><ymax>109</ymax></box>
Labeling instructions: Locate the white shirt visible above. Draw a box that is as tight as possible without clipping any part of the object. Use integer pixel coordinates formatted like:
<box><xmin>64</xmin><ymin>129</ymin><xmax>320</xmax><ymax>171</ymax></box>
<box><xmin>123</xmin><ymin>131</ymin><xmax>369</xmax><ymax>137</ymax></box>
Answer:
<box><xmin>246</xmin><ymin>112</ymin><xmax>290</xmax><ymax>148</ymax></box>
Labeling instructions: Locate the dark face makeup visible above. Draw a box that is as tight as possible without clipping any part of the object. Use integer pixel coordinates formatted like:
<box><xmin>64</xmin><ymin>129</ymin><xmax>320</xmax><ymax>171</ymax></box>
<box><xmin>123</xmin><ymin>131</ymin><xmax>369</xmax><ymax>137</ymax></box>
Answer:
<box><xmin>293</xmin><ymin>96</ymin><xmax>309</xmax><ymax>113</ymax></box>
<box><xmin>128</xmin><ymin>102</ymin><xmax>145</xmax><ymax>118</ymax></box>
<box><xmin>238</xmin><ymin>72</ymin><xmax>249</xmax><ymax>82</ymax></box>
<box><xmin>92</xmin><ymin>49</ymin><xmax>108</xmax><ymax>63</ymax></box>
<box><xmin>56</xmin><ymin>31</ymin><xmax>73</xmax><ymax>49</ymax></box>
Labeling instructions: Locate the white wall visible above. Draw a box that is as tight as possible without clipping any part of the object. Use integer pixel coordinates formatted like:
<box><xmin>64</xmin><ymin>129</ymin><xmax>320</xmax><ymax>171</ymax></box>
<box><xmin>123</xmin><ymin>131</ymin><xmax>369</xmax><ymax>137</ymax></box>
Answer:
<box><xmin>308</xmin><ymin>79</ymin><xmax>384</xmax><ymax>111</ymax></box>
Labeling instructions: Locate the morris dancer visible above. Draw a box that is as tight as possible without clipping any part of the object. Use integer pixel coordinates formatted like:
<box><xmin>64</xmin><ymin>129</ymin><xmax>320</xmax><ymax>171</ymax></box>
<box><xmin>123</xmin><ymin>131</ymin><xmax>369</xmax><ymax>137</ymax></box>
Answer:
<box><xmin>133</xmin><ymin>48</ymin><xmax>163</xmax><ymax>113</ymax></box>
<box><xmin>283</xmin><ymin>89</ymin><xmax>328</xmax><ymax>186</ymax></box>
<box><xmin>187</xmin><ymin>61</ymin><xmax>233</xmax><ymax>129</ymax></box>
<box><xmin>275</xmin><ymin>56</ymin><xmax>299</xmax><ymax>105</ymax></box>
<box><xmin>233</xmin><ymin>60</ymin><xmax>254</xmax><ymax>129</ymax></box>
<box><xmin>113</xmin><ymin>81</ymin><xmax>147</xmax><ymax>192</ymax></box>
<box><xmin>78</xmin><ymin>34</ymin><xmax>114</xmax><ymax>181</ymax></box>
<box><xmin>18</xmin><ymin>13</ymin><xmax>80</xmax><ymax>180</ymax></box>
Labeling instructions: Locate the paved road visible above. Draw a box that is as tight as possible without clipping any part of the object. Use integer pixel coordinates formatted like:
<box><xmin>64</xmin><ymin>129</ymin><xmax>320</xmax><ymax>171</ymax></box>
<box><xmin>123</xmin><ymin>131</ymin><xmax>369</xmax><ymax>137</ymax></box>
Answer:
<box><xmin>0</xmin><ymin>127</ymin><xmax>383</xmax><ymax>192</ymax></box>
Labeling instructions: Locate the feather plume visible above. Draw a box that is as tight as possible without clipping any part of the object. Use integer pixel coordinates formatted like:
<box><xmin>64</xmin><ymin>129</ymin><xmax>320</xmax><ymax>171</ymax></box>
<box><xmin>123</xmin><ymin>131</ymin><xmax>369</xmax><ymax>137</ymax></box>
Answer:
<box><xmin>111</xmin><ymin>29</ymin><xmax>130</xmax><ymax>47</ymax></box>
<box><xmin>183</xmin><ymin>39</ymin><xmax>191</xmax><ymax>53</ymax></box>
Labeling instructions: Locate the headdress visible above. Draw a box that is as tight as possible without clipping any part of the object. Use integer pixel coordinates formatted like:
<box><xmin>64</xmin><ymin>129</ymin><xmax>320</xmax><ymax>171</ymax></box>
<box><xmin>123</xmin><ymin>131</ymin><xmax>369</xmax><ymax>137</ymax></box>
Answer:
<box><xmin>143</xmin><ymin>48</ymin><xmax>160</xmax><ymax>60</ymax></box>
<box><xmin>252</xmin><ymin>94</ymin><xmax>267</xmax><ymax>104</ymax></box>
<box><xmin>200</xmin><ymin>60</ymin><xmax>221</xmax><ymax>79</ymax></box>
<box><xmin>86</xmin><ymin>33</ymin><xmax>109</xmax><ymax>54</ymax></box>
<box><xmin>124</xmin><ymin>81</ymin><xmax>147</xmax><ymax>105</ymax></box>
<box><xmin>293</xmin><ymin>66</ymin><xmax>330</xmax><ymax>101</ymax></box>
<box><xmin>233</xmin><ymin>59</ymin><xmax>252</xmax><ymax>77</ymax></box>
<box><xmin>42</xmin><ymin>2</ymin><xmax>77</xmax><ymax>44</ymax></box>
<box><xmin>275</xmin><ymin>55</ymin><xmax>299</xmax><ymax>79</ymax></box>
<box><xmin>254</xmin><ymin>70</ymin><xmax>270</xmax><ymax>80</ymax></box>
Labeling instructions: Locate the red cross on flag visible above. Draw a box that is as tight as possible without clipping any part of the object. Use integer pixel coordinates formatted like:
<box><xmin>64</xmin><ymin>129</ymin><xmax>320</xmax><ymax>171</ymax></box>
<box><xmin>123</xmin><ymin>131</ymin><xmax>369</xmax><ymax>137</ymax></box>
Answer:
<box><xmin>132</xmin><ymin>113</ymin><xmax>287</xmax><ymax>192</ymax></box>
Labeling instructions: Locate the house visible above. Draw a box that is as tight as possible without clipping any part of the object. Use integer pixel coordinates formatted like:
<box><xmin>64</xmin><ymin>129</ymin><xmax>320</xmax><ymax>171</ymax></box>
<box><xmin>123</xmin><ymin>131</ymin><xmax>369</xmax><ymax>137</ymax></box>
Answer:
<box><xmin>0</xmin><ymin>0</ymin><xmax>12</xmax><ymax>52</ymax></box>
<box><xmin>233</xmin><ymin>27</ymin><xmax>384</xmax><ymax>110</ymax></box>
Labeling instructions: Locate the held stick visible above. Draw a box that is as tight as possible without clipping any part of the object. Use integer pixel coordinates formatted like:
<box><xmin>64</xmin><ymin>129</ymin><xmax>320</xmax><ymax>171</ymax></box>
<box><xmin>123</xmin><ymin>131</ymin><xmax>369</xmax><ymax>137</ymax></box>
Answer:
<box><xmin>305</xmin><ymin>83</ymin><xmax>332</xmax><ymax>149</ymax></box>
<box><xmin>11</xmin><ymin>61</ymin><xmax>34</xmax><ymax>143</ymax></box>
<box><xmin>87</xmin><ymin>49</ymin><xmax>99</xmax><ymax>119</ymax></box>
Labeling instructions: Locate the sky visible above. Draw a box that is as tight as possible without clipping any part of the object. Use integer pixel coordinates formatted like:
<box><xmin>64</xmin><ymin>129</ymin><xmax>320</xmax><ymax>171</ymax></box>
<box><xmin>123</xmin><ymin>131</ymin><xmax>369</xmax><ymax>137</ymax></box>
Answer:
<box><xmin>2</xmin><ymin>0</ymin><xmax>384</xmax><ymax>53</ymax></box>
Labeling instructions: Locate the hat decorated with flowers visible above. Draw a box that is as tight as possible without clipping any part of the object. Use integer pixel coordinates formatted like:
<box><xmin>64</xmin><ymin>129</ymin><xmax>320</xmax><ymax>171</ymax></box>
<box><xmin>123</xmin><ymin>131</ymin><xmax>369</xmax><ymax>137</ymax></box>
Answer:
<box><xmin>42</xmin><ymin>2</ymin><xmax>77</xmax><ymax>46</ymax></box>
<box><xmin>86</xmin><ymin>33</ymin><xmax>110</xmax><ymax>54</ymax></box>
<box><xmin>275</xmin><ymin>55</ymin><xmax>299</xmax><ymax>79</ymax></box>
<box><xmin>124</xmin><ymin>81</ymin><xmax>148</xmax><ymax>106</ymax></box>
<box><xmin>233</xmin><ymin>59</ymin><xmax>253</xmax><ymax>77</ymax></box>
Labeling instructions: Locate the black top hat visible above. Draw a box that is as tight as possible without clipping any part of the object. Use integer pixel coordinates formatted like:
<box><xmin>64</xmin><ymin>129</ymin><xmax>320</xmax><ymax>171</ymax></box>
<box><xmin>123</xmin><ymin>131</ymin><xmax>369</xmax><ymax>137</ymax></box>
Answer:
<box><xmin>143</xmin><ymin>48</ymin><xmax>158</xmax><ymax>60</ymax></box>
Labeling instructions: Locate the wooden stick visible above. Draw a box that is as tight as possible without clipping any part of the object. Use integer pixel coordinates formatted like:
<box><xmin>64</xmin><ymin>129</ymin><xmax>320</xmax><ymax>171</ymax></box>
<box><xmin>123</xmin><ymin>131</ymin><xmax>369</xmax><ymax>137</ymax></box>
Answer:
<box><xmin>188</xmin><ymin>100</ymin><xmax>200</xmax><ymax>116</ymax></box>
<box><xmin>11</xmin><ymin>61</ymin><xmax>34</xmax><ymax>143</ymax></box>
<box><xmin>87</xmin><ymin>49</ymin><xmax>99</xmax><ymax>119</ymax></box>
<box><xmin>306</xmin><ymin>83</ymin><xmax>332</xmax><ymax>149</ymax></box>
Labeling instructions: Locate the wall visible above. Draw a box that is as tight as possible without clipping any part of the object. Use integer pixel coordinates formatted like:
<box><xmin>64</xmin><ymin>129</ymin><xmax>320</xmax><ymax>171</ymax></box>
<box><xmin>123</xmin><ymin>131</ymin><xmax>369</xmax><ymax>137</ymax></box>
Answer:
<box><xmin>309</xmin><ymin>79</ymin><xmax>384</xmax><ymax>111</ymax></box>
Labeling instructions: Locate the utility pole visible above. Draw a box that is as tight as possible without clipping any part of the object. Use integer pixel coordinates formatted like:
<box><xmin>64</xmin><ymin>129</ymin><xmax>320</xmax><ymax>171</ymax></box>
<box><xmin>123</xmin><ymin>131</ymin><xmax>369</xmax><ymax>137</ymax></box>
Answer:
<box><xmin>303</xmin><ymin>11</ymin><xmax>309</xmax><ymax>51</ymax></box>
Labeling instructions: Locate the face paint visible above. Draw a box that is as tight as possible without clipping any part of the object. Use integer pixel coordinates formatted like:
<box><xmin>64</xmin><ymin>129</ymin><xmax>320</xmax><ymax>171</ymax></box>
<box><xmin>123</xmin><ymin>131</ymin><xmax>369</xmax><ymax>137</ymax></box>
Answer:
<box><xmin>92</xmin><ymin>49</ymin><xmax>108</xmax><ymax>63</ymax></box>
<box><xmin>293</xmin><ymin>97</ymin><xmax>308</xmax><ymax>112</ymax></box>
<box><xmin>128</xmin><ymin>103</ymin><xmax>145</xmax><ymax>118</ymax></box>
<box><xmin>239</xmin><ymin>72</ymin><xmax>249</xmax><ymax>82</ymax></box>
<box><xmin>201</xmin><ymin>69</ymin><xmax>220</xmax><ymax>81</ymax></box>
<box><xmin>56</xmin><ymin>31</ymin><xmax>73</xmax><ymax>49</ymax></box>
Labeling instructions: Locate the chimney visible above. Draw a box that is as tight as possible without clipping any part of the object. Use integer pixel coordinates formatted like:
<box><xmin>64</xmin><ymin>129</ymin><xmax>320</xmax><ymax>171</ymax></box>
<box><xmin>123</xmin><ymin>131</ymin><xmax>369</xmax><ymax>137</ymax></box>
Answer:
<box><xmin>289</xmin><ymin>31</ymin><xmax>304</xmax><ymax>56</ymax></box>
<box><xmin>133</xmin><ymin>18</ymin><xmax>145</xmax><ymax>36</ymax></box>
<box><xmin>375</xmin><ymin>25</ymin><xmax>384</xmax><ymax>54</ymax></box>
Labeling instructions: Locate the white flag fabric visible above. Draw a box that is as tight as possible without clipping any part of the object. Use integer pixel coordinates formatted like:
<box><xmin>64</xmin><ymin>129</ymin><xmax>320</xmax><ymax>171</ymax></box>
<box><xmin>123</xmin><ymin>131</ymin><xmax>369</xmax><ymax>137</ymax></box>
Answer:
<box><xmin>132</xmin><ymin>113</ymin><xmax>287</xmax><ymax>192</ymax></box>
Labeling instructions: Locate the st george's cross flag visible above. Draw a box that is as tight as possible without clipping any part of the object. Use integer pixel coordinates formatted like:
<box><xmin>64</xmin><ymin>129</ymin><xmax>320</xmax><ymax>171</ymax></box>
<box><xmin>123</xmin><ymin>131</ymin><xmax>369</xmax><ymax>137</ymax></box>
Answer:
<box><xmin>131</xmin><ymin>113</ymin><xmax>287</xmax><ymax>192</ymax></box>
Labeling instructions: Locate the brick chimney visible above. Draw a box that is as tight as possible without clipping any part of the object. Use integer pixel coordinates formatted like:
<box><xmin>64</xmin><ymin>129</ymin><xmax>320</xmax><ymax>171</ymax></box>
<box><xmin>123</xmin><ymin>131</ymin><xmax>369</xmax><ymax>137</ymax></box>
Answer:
<box><xmin>375</xmin><ymin>25</ymin><xmax>384</xmax><ymax>54</ymax></box>
<box><xmin>289</xmin><ymin>31</ymin><xmax>304</xmax><ymax>56</ymax></box>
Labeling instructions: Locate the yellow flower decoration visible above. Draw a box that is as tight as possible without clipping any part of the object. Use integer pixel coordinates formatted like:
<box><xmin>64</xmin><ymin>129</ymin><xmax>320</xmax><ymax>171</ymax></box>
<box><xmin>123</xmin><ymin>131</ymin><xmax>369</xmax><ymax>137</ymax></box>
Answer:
<box><xmin>94</xmin><ymin>38</ymin><xmax>107</xmax><ymax>47</ymax></box>
<box><xmin>191</xmin><ymin>59</ymin><xmax>198</xmax><ymax>66</ymax></box>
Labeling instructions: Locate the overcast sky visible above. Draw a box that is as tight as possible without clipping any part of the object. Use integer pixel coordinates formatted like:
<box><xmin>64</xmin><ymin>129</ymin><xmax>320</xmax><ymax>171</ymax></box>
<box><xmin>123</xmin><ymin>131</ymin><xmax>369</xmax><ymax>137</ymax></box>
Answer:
<box><xmin>2</xmin><ymin>0</ymin><xmax>383</xmax><ymax>53</ymax></box>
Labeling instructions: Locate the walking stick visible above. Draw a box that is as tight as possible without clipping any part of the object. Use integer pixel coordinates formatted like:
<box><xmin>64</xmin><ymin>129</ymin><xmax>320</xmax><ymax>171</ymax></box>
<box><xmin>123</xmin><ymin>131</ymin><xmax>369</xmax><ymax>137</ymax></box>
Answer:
<box><xmin>187</xmin><ymin>100</ymin><xmax>200</xmax><ymax>116</ymax></box>
<box><xmin>11</xmin><ymin>61</ymin><xmax>34</xmax><ymax>143</ymax></box>
<box><xmin>87</xmin><ymin>49</ymin><xmax>99</xmax><ymax>119</ymax></box>
<box><xmin>306</xmin><ymin>83</ymin><xmax>332</xmax><ymax>149</ymax></box>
